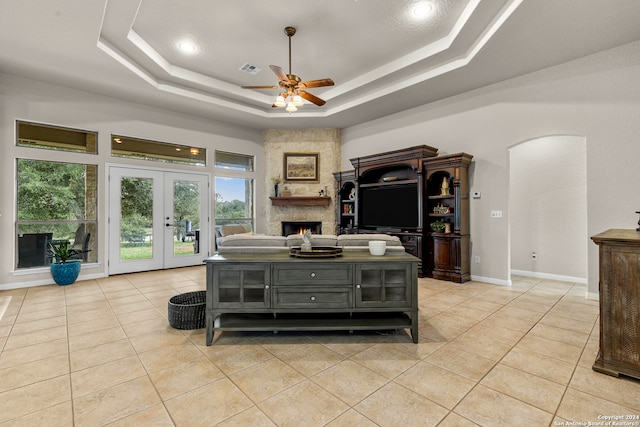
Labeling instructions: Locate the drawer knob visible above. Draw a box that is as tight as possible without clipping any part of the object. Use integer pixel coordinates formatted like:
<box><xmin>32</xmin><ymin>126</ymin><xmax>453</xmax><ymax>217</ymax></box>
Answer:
<box><xmin>310</xmin><ymin>296</ymin><xmax>316</xmax><ymax>301</ymax></box>
<box><xmin>265</xmin><ymin>285</ymin><xmax>269</xmax><ymax>289</ymax></box>
<box><xmin>310</xmin><ymin>272</ymin><xmax>316</xmax><ymax>278</ymax></box>
<box><xmin>356</xmin><ymin>284</ymin><xmax>361</xmax><ymax>289</ymax></box>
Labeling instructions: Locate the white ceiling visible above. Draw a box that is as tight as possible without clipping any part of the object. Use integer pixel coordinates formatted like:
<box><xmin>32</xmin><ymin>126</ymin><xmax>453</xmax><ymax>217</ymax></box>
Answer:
<box><xmin>1</xmin><ymin>0</ymin><xmax>640</xmax><ymax>130</ymax></box>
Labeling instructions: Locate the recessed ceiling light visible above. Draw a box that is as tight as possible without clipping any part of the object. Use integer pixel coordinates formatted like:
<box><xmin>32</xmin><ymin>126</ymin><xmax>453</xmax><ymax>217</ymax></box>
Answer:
<box><xmin>411</xmin><ymin>2</ymin><xmax>433</xmax><ymax>20</ymax></box>
<box><xmin>178</xmin><ymin>41</ymin><xmax>197</xmax><ymax>54</ymax></box>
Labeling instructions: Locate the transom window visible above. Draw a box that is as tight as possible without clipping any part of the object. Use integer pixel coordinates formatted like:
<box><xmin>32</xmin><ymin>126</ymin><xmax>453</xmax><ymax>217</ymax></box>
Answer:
<box><xmin>17</xmin><ymin>121</ymin><xmax>97</xmax><ymax>154</ymax></box>
<box><xmin>111</xmin><ymin>135</ymin><xmax>206</xmax><ymax>166</ymax></box>
<box><xmin>215</xmin><ymin>151</ymin><xmax>253</xmax><ymax>171</ymax></box>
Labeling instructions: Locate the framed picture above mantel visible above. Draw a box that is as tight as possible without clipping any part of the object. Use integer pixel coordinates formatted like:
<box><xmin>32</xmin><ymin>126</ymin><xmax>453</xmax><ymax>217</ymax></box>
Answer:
<box><xmin>284</xmin><ymin>152</ymin><xmax>319</xmax><ymax>182</ymax></box>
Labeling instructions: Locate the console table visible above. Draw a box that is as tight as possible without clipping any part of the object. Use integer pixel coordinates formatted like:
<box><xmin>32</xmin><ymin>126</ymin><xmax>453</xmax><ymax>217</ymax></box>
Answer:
<box><xmin>204</xmin><ymin>251</ymin><xmax>419</xmax><ymax>345</ymax></box>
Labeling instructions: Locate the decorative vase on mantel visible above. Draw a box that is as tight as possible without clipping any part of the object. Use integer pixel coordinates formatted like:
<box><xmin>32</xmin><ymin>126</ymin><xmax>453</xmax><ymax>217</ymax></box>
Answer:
<box><xmin>274</xmin><ymin>184</ymin><xmax>279</xmax><ymax>197</ymax></box>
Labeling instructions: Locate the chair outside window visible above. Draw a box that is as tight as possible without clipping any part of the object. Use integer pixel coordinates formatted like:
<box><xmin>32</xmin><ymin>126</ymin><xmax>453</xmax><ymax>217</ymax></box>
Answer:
<box><xmin>17</xmin><ymin>233</ymin><xmax>52</xmax><ymax>268</ymax></box>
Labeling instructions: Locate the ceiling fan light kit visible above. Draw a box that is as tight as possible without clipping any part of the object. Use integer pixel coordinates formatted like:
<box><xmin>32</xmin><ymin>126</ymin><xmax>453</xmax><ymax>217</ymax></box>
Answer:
<box><xmin>241</xmin><ymin>26</ymin><xmax>334</xmax><ymax>113</ymax></box>
<box><xmin>274</xmin><ymin>95</ymin><xmax>286</xmax><ymax>107</ymax></box>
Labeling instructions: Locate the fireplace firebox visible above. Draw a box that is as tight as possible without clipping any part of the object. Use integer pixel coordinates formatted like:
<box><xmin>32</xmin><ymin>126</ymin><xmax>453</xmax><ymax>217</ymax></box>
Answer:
<box><xmin>281</xmin><ymin>221</ymin><xmax>322</xmax><ymax>236</ymax></box>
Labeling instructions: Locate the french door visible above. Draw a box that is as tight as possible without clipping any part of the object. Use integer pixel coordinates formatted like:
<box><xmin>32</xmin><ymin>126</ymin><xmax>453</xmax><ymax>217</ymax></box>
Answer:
<box><xmin>108</xmin><ymin>166</ymin><xmax>209</xmax><ymax>275</ymax></box>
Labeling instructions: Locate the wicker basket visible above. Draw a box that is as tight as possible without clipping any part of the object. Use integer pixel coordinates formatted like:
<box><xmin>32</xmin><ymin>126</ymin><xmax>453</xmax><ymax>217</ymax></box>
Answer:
<box><xmin>168</xmin><ymin>291</ymin><xmax>206</xmax><ymax>330</ymax></box>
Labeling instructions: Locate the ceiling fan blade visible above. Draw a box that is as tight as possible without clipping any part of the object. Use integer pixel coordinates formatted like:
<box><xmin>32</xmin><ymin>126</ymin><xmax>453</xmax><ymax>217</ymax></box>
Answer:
<box><xmin>297</xmin><ymin>89</ymin><xmax>326</xmax><ymax>106</ymax></box>
<box><xmin>241</xmin><ymin>85</ymin><xmax>280</xmax><ymax>89</ymax></box>
<box><xmin>299</xmin><ymin>78</ymin><xmax>335</xmax><ymax>89</ymax></box>
<box><xmin>270</xmin><ymin>65</ymin><xmax>289</xmax><ymax>83</ymax></box>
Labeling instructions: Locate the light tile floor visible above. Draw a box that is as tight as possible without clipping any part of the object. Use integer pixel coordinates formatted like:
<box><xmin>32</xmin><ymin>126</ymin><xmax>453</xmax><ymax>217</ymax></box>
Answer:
<box><xmin>1</xmin><ymin>267</ymin><xmax>639</xmax><ymax>426</ymax></box>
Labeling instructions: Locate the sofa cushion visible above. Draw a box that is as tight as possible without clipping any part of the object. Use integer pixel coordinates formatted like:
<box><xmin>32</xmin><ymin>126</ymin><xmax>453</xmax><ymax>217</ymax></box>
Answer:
<box><xmin>217</xmin><ymin>234</ymin><xmax>286</xmax><ymax>247</ymax></box>
<box><xmin>337</xmin><ymin>234</ymin><xmax>403</xmax><ymax>246</ymax></box>
<box><xmin>220</xmin><ymin>224</ymin><xmax>250</xmax><ymax>237</ymax></box>
<box><xmin>217</xmin><ymin>246</ymin><xmax>289</xmax><ymax>254</ymax></box>
<box><xmin>286</xmin><ymin>234</ymin><xmax>338</xmax><ymax>247</ymax></box>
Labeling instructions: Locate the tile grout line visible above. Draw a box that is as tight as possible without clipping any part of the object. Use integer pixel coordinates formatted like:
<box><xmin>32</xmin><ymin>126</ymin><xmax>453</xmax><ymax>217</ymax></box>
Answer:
<box><xmin>107</xmin><ymin>275</ymin><xmax>180</xmax><ymax>427</ymax></box>
<box><xmin>431</xmin><ymin>279</ymin><xmax>569</xmax><ymax>424</ymax></box>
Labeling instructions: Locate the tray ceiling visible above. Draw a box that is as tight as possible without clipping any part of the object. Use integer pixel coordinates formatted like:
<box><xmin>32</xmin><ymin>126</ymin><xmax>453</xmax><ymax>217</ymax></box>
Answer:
<box><xmin>1</xmin><ymin>0</ymin><xmax>639</xmax><ymax>129</ymax></box>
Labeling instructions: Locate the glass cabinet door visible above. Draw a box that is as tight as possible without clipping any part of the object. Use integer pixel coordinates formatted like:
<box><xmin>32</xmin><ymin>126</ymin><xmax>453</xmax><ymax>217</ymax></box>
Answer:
<box><xmin>355</xmin><ymin>263</ymin><xmax>412</xmax><ymax>308</ymax></box>
<box><xmin>213</xmin><ymin>264</ymin><xmax>270</xmax><ymax>309</ymax></box>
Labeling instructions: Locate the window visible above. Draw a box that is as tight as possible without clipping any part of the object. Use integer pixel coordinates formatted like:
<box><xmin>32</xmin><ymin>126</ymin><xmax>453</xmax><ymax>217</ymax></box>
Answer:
<box><xmin>17</xmin><ymin>121</ymin><xmax>97</xmax><ymax>154</ymax></box>
<box><xmin>215</xmin><ymin>177</ymin><xmax>254</xmax><ymax>230</ymax></box>
<box><xmin>215</xmin><ymin>151</ymin><xmax>253</xmax><ymax>171</ymax></box>
<box><xmin>16</xmin><ymin>159</ymin><xmax>97</xmax><ymax>268</ymax></box>
<box><xmin>111</xmin><ymin>135</ymin><xmax>206</xmax><ymax>166</ymax></box>
<box><xmin>214</xmin><ymin>151</ymin><xmax>255</xmax><ymax>232</ymax></box>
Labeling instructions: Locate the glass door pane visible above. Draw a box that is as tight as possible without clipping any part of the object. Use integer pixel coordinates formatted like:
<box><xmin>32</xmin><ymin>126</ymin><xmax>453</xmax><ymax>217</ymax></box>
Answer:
<box><xmin>120</xmin><ymin>177</ymin><xmax>154</xmax><ymax>260</ymax></box>
<box><xmin>173</xmin><ymin>179</ymin><xmax>200</xmax><ymax>256</ymax></box>
<box><xmin>108</xmin><ymin>167</ymin><xmax>164</xmax><ymax>275</ymax></box>
<box><xmin>164</xmin><ymin>172</ymin><xmax>209</xmax><ymax>269</ymax></box>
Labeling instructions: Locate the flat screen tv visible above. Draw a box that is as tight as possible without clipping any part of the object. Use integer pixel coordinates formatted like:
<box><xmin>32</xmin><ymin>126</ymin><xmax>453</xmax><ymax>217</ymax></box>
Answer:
<box><xmin>360</xmin><ymin>184</ymin><xmax>418</xmax><ymax>230</ymax></box>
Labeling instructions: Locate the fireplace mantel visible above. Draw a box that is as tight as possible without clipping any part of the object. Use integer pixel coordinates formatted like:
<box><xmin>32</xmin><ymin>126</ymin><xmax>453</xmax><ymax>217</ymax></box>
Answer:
<box><xmin>269</xmin><ymin>196</ymin><xmax>331</xmax><ymax>207</ymax></box>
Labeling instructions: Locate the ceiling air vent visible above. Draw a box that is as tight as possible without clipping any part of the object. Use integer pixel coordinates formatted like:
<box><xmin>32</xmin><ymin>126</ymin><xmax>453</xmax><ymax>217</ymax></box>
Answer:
<box><xmin>239</xmin><ymin>63</ymin><xmax>262</xmax><ymax>75</ymax></box>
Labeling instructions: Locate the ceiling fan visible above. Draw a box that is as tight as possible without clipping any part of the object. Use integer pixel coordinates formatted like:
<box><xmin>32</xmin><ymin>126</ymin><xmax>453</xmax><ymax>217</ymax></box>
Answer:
<box><xmin>241</xmin><ymin>26</ymin><xmax>334</xmax><ymax>112</ymax></box>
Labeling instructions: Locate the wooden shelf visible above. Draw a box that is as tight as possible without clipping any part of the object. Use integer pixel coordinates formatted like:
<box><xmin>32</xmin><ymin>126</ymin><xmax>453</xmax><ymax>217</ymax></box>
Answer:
<box><xmin>428</xmin><ymin>195</ymin><xmax>455</xmax><ymax>200</ymax></box>
<box><xmin>269</xmin><ymin>196</ymin><xmax>331</xmax><ymax>207</ymax></box>
<box><xmin>359</xmin><ymin>179</ymin><xmax>417</xmax><ymax>188</ymax></box>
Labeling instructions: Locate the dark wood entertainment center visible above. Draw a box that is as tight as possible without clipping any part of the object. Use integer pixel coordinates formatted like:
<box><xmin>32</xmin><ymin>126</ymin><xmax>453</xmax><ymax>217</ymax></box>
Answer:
<box><xmin>334</xmin><ymin>145</ymin><xmax>472</xmax><ymax>282</ymax></box>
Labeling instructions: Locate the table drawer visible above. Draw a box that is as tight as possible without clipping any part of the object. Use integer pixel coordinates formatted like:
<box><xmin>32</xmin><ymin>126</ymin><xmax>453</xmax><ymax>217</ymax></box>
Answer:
<box><xmin>273</xmin><ymin>287</ymin><xmax>352</xmax><ymax>309</ymax></box>
<box><xmin>272</xmin><ymin>264</ymin><xmax>352</xmax><ymax>285</ymax></box>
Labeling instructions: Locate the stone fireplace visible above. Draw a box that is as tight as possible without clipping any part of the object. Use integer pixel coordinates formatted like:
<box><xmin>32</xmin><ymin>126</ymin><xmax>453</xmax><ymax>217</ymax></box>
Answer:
<box><xmin>281</xmin><ymin>221</ymin><xmax>322</xmax><ymax>236</ymax></box>
<box><xmin>263</xmin><ymin>129</ymin><xmax>341</xmax><ymax>235</ymax></box>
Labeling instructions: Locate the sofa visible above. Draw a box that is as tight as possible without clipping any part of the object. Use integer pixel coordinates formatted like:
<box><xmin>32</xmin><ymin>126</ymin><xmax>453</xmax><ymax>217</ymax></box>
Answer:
<box><xmin>215</xmin><ymin>224</ymin><xmax>405</xmax><ymax>254</ymax></box>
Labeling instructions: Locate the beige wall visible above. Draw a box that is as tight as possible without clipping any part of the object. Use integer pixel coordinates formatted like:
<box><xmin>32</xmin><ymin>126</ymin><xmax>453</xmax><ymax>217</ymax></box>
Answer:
<box><xmin>341</xmin><ymin>40</ymin><xmax>640</xmax><ymax>297</ymax></box>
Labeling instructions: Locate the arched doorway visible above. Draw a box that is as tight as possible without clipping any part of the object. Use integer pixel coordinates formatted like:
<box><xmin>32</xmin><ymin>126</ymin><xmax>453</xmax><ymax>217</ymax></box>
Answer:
<box><xmin>508</xmin><ymin>135</ymin><xmax>587</xmax><ymax>282</ymax></box>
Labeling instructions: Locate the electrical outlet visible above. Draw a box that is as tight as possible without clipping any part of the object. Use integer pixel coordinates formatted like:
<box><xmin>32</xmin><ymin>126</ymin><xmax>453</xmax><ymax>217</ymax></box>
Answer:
<box><xmin>491</xmin><ymin>210</ymin><xmax>503</xmax><ymax>218</ymax></box>
<box><xmin>531</xmin><ymin>252</ymin><xmax>537</xmax><ymax>260</ymax></box>
<box><xmin>474</xmin><ymin>256</ymin><xmax>480</xmax><ymax>264</ymax></box>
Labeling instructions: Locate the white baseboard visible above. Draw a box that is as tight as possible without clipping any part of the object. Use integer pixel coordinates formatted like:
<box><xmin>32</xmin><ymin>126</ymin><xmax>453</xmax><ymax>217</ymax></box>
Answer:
<box><xmin>510</xmin><ymin>269</ymin><xmax>587</xmax><ymax>284</ymax></box>
<box><xmin>0</xmin><ymin>272</ymin><xmax>106</xmax><ymax>291</ymax></box>
<box><xmin>470</xmin><ymin>275</ymin><xmax>512</xmax><ymax>286</ymax></box>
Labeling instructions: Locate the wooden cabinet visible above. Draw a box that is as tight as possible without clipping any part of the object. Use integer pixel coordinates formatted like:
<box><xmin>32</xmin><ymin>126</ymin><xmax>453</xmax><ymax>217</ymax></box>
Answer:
<box><xmin>333</xmin><ymin>170</ymin><xmax>357</xmax><ymax>234</ymax></box>
<box><xmin>432</xmin><ymin>234</ymin><xmax>454</xmax><ymax>271</ymax></box>
<box><xmin>333</xmin><ymin>147</ymin><xmax>472</xmax><ymax>282</ymax></box>
<box><xmin>396</xmin><ymin>233</ymin><xmax>421</xmax><ymax>261</ymax></box>
<box><xmin>423</xmin><ymin>153</ymin><xmax>473</xmax><ymax>283</ymax></box>
<box><xmin>591</xmin><ymin>229</ymin><xmax>640</xmax><ymax>380</ymax></box>
<box><xmin>205</xmin><ymin>252</ymin><xmax>418</xmax><ymax>345</ymax></box>
<box><xmin>334</xmin><ymin>145</ymin><xmax>438</xmax><ymax>277</ymax></box>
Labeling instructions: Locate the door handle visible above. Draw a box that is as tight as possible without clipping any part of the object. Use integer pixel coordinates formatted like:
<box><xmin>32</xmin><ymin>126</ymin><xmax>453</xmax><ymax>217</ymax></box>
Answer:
<box><xmin>165</xmin><ymin>223</ymin><xmax>173</xmax><ymax>227</ymax></box>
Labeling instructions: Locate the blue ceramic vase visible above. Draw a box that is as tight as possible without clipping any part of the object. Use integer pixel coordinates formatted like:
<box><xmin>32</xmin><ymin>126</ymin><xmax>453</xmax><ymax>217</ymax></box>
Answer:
<box><xmin>50</xmin><ymin>262</ymin><xmax>81</xmax><ymax>286</ymax></box>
